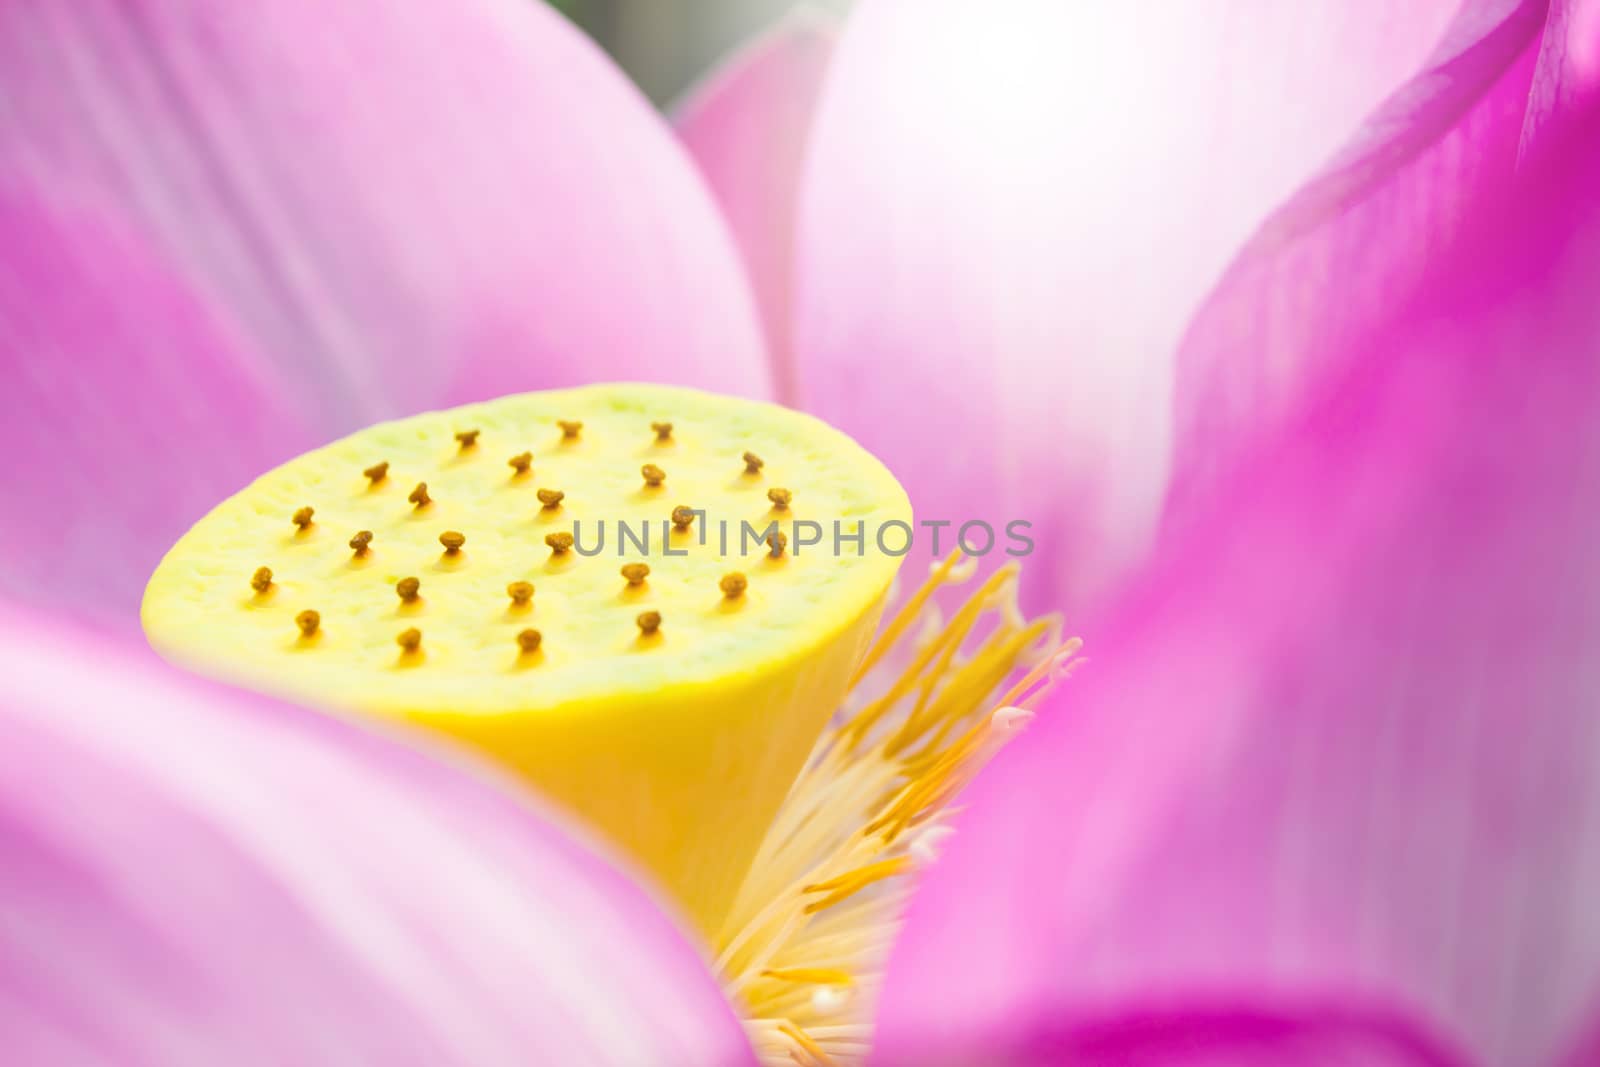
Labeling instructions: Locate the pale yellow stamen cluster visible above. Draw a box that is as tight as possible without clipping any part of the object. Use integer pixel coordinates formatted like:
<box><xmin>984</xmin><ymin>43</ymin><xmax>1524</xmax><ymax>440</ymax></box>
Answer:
<box><xmin>719</xmin><ymin>552</ymin><xmax>1081</xmax><ymax>1066</ymax></box>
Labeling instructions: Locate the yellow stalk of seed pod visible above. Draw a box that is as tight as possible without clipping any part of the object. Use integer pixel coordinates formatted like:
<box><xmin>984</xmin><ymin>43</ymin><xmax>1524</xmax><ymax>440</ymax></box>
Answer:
<box><xmin>141</xmin><ymin>383</ymin><xmax>911</xmax><ymax>938</ymax></box>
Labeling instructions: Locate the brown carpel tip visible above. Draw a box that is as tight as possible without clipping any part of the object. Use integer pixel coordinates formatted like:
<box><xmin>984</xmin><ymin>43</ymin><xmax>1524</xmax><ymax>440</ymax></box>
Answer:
<box><xmin>292</xmin><ymin>506</ymin><xmax>315</xmax><ymax>529</ymax></box>
<box><xmin>636</xmin><ymin>610</ymin><xmax>662</xmax><ymax>636</ymax></box>
<box><xmin>396</xmin><ymin>627</ymin><xmax>422</xmax><ymax>652</ymax></box>
<box><xmin>651</xmin><ymin>421</ymin><xmax>673</xmax><ymax>442</ymax></box>
<box><xmin>507</xmin><ymin>580</ymin><xmax>534</xmax><ymax>606</ymax></box>
<box><xmin>545</xmin><ymin>532</ymin><xmax>574</xmax><ymax>555</ymax></box>
<box><xmin>396</xmin><ymin>576</ymin><xmax>421</xmax><ymax>602</ymax></box>
<box><xmin>558</xmin><ymin>419</ymin><xmax>583</xmax><ymax>440</ymax></box>
<box><xmin>766</xmin><ymin>531</ymin><xmax>788</xmax><ymax>559</ymax></box>
<box><xmin>742</xmin><ymin>451</ymin><xmax>764</xmax><ymax>475</ymax></box>
<box><xmin>250</xmin><ymin>566</ymin><xmax>274</xmax><ymax>594</ymax></box>
<box><xmin>508</xmin><ymin>451</ymin><xmax>533</xmax><ymax>474</ymax></box>
<box><xmin>621</xmin><ymin>562</ymin><xmax>650</xmax><ymax>586</ymax></box>
<box><xmin>517</xmin><ymin>628</ymin><xmax>543</xmax><ymax>654</ymax></box>
<box><xmin>720</xmin><ymin>572</ymin><xmax>748</xmax><ymax>599</ymax></box>
<box><xmin>439</xmin><ymin>530</ymin><xmax>466</xmax><ymax>555</ymax></box>
<box><xmin>537</xmin><ymin>488</ymin><xmax>565</xmax><ymax>509</ymax></box>
<box><xmin>348</xmin><ymin>530</ymin><xmax>373</xmax><ymax>555</ymax></box>
<box><xmin>295</xmin><ymin>609</ymin><xmax>320</xmax><ymax>637</ymax></box>
<box><xmin>408</xmin><ymin>482</ymin><xmax>431</xmax><ymax>508</ymax></box>
<box><xmin>363</xmin><ymin>461</ymin><xmax>389</xmax><ymax>484</ymax></box>
<box><xmin>455</xmin><ymin>429</ymin><xmax>480</xmax><ymax>450</ymax></box>
<box><xmin>767</xmin><ymin>487</ymin><xmax>792</xmax><ymax>510</ymax></box>
<box><xmin>670</xmin><ymin>505</ymin><xmax>696</xmax><ymax>531</ymax></box>
<box><xmin>641</xmin><ymin>463</ymin><xmax>666</xmax><ymax>488</ymax></box>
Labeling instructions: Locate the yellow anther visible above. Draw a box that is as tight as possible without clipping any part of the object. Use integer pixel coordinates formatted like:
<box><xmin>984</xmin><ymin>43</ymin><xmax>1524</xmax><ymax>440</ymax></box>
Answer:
<box><xmin>621</xmin><ymin>562</ymin><xmax>650</xmax><ymax>586</ymax></box>
<box><xmin>396</xmin><ymin>627</ymin><xmax>423</xmax><ymax>653</ymax></box>
<box><xmin>671</xmin><ymin>505</ymin><xmax>697</xmax><ymax>531</ymax></box>
<box><xmin>651</xmin><ymin>421</ymin><xmax>673</xmax><ymax>442</ymax></box>
<box><xmin>408</xmin><ymin>482</ymin><xmax>431</xmax><ymax>508</ymax></box>
<box><xmin>348</xmin><ymin>530</ymin><xmax>373</xmax><ymax>556</ymax></box>
<box><xmin>363</xmin><ymin>461</ymin><xmax>389</xmax><ymax>484</ymax></box>
<box><xmin>250</xmin><ymin>566</ymin><xmax>273</xmax><ymax>594</ymax></box>
<box><xmin>801</xmin><ymin>855</ymin><xmax>913</xmax><ymax>914</ymax></box>
<box><xmin>766</xmin><ymin>531</ymin><xmax>787</xmax><ymax>558</ymax></box>
<box><xmin>395</xmin><ymin>576</ymin><xmax>421</xmax><ymax>602</ymax></box>
<box><xmin>557</xmin><ymin>419</ymin><xmax>583</xmax><ymax>439</ymax></box>
<box><xmin>507</xmin><ymin>580</ymin><xmax>534</xmax><ymax>606</ymax></box>
<box><xmin>742</xmin><ymin>451</ymin><xmax>764</xmax><ymax>475</ymax></box>
<box><xmin>455</xmin><ymin>429</ymin><xmax>480</xmax><ymax>449</ymax></box>
<box><xmin>508</xmin><ymin>451</ymin><xmax>533</xmax><ymax>475</ymax></box>
<box><xmin>295</xmin><ymin>609</ymin><xmax>320</xmax><ymax>637</ymax></box>
<box><xmin>767</xmin><ymin>487</ymin><xmax>792</xmax><ymax>511</ymax></box>
<box><xmin>641</xmin><ymin>463</ymin><xmax>666</xmax><ymax>488</ymax></box>
<box><xmin>636</xmin><ymin>610</ymin><xmax>662</xmax><ymax>636</ymax></box>
<box><xmin>545</xmin><ymin>532</ymin><xmax>574</xmax><ymax>555</ymax></box>
<box><xmin>537</xmin><ymin>488</ymin><xmax>564</xmax><ymax>509</ymax></box>
<box><xmin>438</xmin><ymin>530</ymin><xmax>466</xmax><ymax>555</ymax></box>
<box><xmin>291</xmin><ymin>506</ymin><xmax>314</xmax><ymax>529</ymax></box>
<box><xmin>720</xmin><ymin>572</ymin><xmax>747</xmax><ymax>599</ymax></box>
<box><xmin>516</xmin><ymin>628</ymin><xmax>543</xmax><ymax>654</ymax></box>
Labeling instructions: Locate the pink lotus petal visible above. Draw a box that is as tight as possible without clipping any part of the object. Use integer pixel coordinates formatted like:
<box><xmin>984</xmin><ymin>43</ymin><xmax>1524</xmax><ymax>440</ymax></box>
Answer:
<box><xmin>0</xmin><ymin>606</ymin><xmax>752</xmax><ymax>1066</ymax></box>
<box><xmin>1169</xmin><ymin>0</ymin><xmax>1558</xmax><ymax>527</ymax></box>
<box><xmin>0</xmin><ymin>0</ymin><xmax>769</xmax><ymax>435</ymax></box>
<box><xmin>875</xmin><ymin>107</ymin><xmax>1600</xmax><ymax>1067</ymax></box>
<box><xmin>795</xmin><ymin>0</ymin><xmax>1459</xmax><ymax>615</ymax></box>
<box><xmin>675</xmin><ymin>9</ymin><xmax>839</xmax><ymax>402</ymax></box>
<box><xmin>0</xmin><ymin>185</ymin><xmax>315</xmax><ymax>631</ymax></box>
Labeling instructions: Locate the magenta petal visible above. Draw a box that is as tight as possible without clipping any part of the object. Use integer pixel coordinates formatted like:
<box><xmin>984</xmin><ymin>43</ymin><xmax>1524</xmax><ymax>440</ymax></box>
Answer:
<box><xmin>1169</xmin><ymin>0</ymin><xmax>1557</xmax><ymax>524</ymax></box>
<box><xmin>796</xmin><ymin>0</ymin><xmax>1459</xmax><ymax>614</ymax></box>
<box><xmin>0</xmin><ymin>607</ymin><xmax>753</xmax><ymax>1066</ymax></box>
<box><xmin>674</xmin><ymin>10</ymin><xmax>839</xmax><ymax>402</ymax></box>
<box><xmin>0</xmin><ymin>186</ymin><xmax>316</xmax><ymax>630</ymax></box>
<box><xmin>0</xmin><ymin>0</ymin><xmax>769</xmax><ymax>431</ymax></box>
<box><xmin>875</xmin><ymin>112</ymin><xmax>1600</xmax><ymax>1066</ymax></box>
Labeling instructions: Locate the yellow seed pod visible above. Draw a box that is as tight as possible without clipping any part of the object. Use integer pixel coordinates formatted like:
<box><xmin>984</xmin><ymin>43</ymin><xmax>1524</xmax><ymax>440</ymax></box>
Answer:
<box><xmin>141</xmin><ymin>383</ymin><xmax>912</xmax><ymax>937</ymax></box>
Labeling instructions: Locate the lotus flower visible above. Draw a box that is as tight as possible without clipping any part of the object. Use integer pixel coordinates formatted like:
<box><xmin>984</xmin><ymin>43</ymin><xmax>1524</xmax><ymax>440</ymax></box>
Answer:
<box><xmin>2</xmin><ymin>1</ymin><xmax>1598</xmax><ymax>1065</ymax></box>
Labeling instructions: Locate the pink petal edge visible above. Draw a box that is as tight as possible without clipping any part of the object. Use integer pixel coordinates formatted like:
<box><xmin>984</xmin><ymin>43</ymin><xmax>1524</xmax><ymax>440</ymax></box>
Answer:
<box><xmin>0</xmin><ymin>605</ymin><xmax>753</xmax><ymax>1066</ymax></box>
<box><xmin>674</xmin><ymin>7</ymin><xmax>840</xmax><ymax>403</ymax></box>
<box><xmin>793</xmin><ymin>0</ymin><xmax>1459</xmax><ymax>618</ymax></box>
<box><xmin>0</xmin><ymin>0</ymin><xmax>769</xmax><ymax>436</ymax></box>
<box><xmin>1167</xmin><ymin>0</ymin><xmax>1558</xmax><ymax>528</ymax></box>
<box><xmin>875</xmin><ymin>102</ymin><xmax>1600</xmax><ymax>1067</ymax></box>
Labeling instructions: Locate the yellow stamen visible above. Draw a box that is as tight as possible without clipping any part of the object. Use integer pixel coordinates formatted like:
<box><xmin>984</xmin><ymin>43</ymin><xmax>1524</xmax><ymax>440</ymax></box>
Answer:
<box><xmin>713</xmin><ymin>551</ymin><xmax>1076</xmax><ymax>1066</ymax></box>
